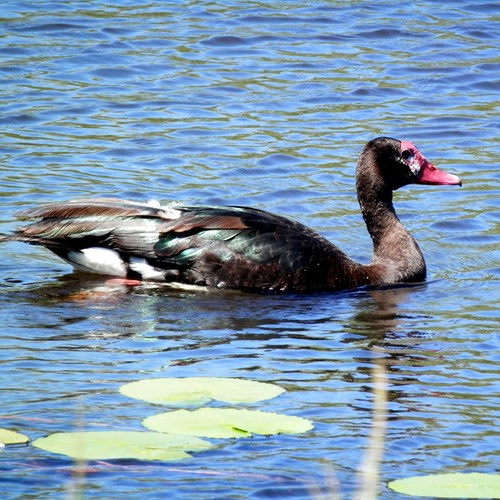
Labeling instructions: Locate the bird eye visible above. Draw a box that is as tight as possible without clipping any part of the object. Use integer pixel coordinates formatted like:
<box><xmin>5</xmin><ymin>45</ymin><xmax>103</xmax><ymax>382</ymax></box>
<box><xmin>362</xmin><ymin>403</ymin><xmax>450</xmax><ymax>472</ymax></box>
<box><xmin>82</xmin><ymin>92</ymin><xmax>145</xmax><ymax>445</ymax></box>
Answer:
<box><xmin>401</xmin><ymin>150</ymin><xmax>412</xmax><ymax>160</ymax></box>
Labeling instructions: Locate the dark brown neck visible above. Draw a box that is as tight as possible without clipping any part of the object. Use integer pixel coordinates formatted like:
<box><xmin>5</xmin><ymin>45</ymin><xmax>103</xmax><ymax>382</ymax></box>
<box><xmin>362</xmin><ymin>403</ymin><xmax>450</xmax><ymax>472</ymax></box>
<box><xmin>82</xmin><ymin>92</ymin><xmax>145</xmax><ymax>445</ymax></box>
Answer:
<box><xmin>354</xmin><ymin>156</ymin><xmax>426</xmax><ymax>285</ymax></box>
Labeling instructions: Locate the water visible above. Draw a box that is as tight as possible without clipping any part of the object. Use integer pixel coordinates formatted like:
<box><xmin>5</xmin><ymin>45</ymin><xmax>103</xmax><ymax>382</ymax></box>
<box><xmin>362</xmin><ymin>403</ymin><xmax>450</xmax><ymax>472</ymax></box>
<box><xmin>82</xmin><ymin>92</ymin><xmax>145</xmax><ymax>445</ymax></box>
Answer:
<box><xmin>0</xmin><ymin>1</ymin><xmax>499</xmax><ymax>498</ymax></box>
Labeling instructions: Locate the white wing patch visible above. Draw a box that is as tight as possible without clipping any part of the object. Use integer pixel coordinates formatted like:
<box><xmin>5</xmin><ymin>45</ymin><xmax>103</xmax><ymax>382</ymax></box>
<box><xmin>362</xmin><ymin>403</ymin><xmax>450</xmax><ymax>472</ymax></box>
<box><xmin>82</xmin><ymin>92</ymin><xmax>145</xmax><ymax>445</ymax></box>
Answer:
<box><xmin>66</xmin><ymin>247</ymin><xmax>128</xmax><ymax>277</ymax></box>
<box><xmin>145</xmin><ymin>199</ymin><xmax>161</xmax><ymax>208</ymax></box>
<box><xmin>159</xmin><ymin>206</ymin><xmax>182</xmax><ymax>219</ymax></box>
<box><xmin>129</xmin><ymin>258</ymin><xmax>167</xmax><ymax>281</ymax></box>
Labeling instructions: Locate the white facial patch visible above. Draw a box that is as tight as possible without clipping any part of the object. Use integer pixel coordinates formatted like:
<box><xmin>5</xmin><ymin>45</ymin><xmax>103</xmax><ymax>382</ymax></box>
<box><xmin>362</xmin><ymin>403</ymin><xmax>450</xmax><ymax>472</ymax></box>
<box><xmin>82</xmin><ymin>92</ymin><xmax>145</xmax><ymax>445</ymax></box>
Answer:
<box><xmin>400</xmin><ymin>140</ymin><xmax>422</xmax><ymax>178</ymax></box>
<box><xmin>408</xmin><ymin>156</ymin><xmax>421</xmax><ymax>176</ymax></box>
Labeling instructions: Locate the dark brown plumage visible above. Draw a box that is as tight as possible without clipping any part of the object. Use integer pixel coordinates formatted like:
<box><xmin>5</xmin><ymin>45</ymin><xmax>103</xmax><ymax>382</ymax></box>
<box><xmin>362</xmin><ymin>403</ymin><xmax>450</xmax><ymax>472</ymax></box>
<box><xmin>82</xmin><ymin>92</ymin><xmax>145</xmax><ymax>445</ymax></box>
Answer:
<box><xmin>2</xmin><ymin>137</ymin><xmax>461</xmax><ymax>292</ymax></box>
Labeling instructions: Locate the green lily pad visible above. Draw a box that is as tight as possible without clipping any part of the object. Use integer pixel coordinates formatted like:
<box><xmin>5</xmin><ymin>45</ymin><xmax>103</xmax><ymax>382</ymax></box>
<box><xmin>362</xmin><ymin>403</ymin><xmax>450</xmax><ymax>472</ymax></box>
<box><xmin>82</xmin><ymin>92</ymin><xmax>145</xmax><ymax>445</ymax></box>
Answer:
<box><xmin>119</xmin><ymin>377</ymin><xmax>285</xmax><ymax>406</ymax></box>
<box><xmin>143</xmin><ymin>408</ymin><xmax>313</xmax><ymax>438</ymax></box>
<box><xmin>388</xmin><ymin>473</ymin><xmax>500</xmax><ymax>498</ymax></box>
<box><xmin>32</xmin><ymin>431</ymin><xmax>212</xmax><ymax>461</ymax></box>
<box><xmin>0</xmin><ymin>428</ymin><xmax>29</xmax><ymax>445</ymax></box>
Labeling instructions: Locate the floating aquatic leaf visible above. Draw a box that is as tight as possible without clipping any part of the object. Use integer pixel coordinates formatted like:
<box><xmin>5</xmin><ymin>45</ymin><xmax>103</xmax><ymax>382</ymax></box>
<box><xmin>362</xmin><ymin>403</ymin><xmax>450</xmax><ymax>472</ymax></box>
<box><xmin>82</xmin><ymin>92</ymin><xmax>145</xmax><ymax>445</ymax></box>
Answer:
<box><xmin>0</xmin><ymin>428</ymin><xmax>29</xmax><ymax>445</ymax></box>
<box><xmin>143</xmin><ymin>408</ymin><xmax>313</xmax><ymax>438</ymax></box>
<box><xmin>388</xmin><ymin>473</ymin><xmax>500</xmax><ymax>498</ymax></box>
<box><xmin>33</xmin><ymin>431</ymin><xmax>212</xmax><ymax>461</ymax></box>
<box><xmin>119</xmin><ymin>377</ymin><xmax>285</xmax><ymax>406</ymax></box>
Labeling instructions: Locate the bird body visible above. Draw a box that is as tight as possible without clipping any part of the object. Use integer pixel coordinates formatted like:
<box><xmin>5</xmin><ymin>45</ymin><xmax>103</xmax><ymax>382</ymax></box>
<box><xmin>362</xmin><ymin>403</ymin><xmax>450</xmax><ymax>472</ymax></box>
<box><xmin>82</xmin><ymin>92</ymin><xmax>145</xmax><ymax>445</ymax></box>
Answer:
<box><xmin>3</xmin><ymin>138</ymin><xmax>461</xmax><ymax>293</ymax></box>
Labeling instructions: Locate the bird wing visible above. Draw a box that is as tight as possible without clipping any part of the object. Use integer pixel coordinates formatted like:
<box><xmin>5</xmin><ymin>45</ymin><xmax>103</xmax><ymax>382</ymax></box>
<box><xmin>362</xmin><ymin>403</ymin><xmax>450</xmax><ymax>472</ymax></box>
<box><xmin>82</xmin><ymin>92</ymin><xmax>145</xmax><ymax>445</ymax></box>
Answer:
<box><xmin>154</xmin><ymin>205</ymin><xmax>350</xmax><ymax>290</ymax></box>
<box><xmin>13</xmin><ymin>198</ymin><xmax>350</xmax><ymax>290</ymax></box>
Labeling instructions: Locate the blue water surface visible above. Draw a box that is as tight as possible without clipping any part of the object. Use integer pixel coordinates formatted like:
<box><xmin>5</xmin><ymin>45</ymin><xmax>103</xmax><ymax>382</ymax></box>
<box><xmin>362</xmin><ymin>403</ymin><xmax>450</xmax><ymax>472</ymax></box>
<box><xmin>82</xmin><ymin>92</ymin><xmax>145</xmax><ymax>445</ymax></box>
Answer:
<box><xmin>0</xmin><ymin>1</ymin><xmax>499</xmax><ymax>498</ymax></box>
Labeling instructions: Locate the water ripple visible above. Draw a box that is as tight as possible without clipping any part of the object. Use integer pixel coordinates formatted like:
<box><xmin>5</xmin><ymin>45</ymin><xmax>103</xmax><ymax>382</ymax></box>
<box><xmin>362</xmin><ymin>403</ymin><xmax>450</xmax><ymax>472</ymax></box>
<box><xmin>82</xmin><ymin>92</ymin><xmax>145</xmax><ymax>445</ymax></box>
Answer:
<box><xmin>0</xmin><ymin>1</ymin><xmax>498</xmax><ymax>499</ymax></box>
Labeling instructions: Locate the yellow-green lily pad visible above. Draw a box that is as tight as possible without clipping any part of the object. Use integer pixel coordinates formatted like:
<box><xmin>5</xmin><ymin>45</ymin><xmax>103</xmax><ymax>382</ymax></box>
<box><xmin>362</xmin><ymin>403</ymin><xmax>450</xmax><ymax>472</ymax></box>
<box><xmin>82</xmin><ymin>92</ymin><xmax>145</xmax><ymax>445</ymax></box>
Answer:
<box><xmin>143</xmin><ymin>408</ymin><xmax>313</xmax><ymax>438</ymax></box>
<box><xmin>388</xmin><ymin>473</ymin><xmax>500</xmax><ymax>498</ymax></box>
<box><xmin>119</xmin><ymin>377</ymin><xmax>285</xmax><ymax>406</ymax></box>
<box><xmin>32</xmin><ymin>431</ymin><xmax>212</xmax><ymax>461</ymax></box>
<box><xmin>0</xmin><ymin>428</ymin><xmax>29</xmax><ymax>445</ymax></box>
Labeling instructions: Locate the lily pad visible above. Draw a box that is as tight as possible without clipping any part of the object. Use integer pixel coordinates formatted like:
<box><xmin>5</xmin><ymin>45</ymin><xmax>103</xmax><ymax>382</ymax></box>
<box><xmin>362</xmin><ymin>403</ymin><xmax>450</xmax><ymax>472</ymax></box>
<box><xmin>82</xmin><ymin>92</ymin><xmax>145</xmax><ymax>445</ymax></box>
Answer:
<box><xmin>119</xmin><ymin>377</ymin><xmax>285</xmax><ymax>406</ymax></box>
<box><xmin>32</xmin><ymin>431</ymin><xmax>212</xmax><ymax>461</ymax></box>
<box><xmin>143</xmin><ymin>408</ymin><xmax>313</xmax><ymax>438</ymax></box>
<box><xmin>0</xmin><ymin>428</ymin><xmax>29</xmax><ymax>445</ymax></box>
<box><xmin>388</xmin><ymin>473</ymin><xmax>500</xmax><ymax>498</ymax></box>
